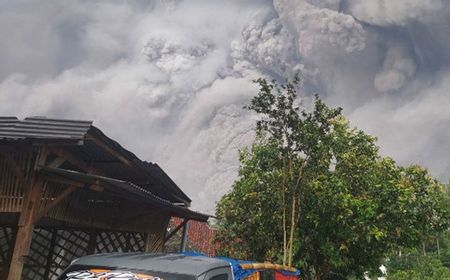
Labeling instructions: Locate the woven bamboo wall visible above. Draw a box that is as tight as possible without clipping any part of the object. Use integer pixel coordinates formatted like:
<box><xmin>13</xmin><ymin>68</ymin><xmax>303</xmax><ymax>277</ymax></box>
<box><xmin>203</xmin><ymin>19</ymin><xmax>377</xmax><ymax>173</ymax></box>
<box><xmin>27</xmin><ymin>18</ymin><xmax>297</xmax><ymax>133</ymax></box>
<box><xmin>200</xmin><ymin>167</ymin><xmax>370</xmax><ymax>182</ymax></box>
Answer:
<box><xmin>0</xmin><ymin>150</ymin><xmax>35</xmax><ymax>213</ymax></box>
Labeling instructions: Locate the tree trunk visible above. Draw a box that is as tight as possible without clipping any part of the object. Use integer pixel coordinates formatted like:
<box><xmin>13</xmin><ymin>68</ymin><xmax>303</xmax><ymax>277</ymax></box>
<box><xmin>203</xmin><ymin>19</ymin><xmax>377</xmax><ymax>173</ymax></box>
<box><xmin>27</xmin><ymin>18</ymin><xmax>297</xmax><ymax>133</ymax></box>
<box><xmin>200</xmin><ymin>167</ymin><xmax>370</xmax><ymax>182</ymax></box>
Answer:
<box><xmin>282</xmin><ymin>205</ymin><xmax>287</xmax><ymax>265</ymax></box>
<box><xmin>437</xmin><ymin>237</ymin><xmax>440</xmax><ymax>257</ymax></box>
<box><xmin>282</xmin><ymin>158</ymin><xmax>287</xmax><ymax>266</ymax></box>
<box><xmin>288</xmin><ymin>194</ymin><xmax>296</xmax><ymax>266</ymax></box>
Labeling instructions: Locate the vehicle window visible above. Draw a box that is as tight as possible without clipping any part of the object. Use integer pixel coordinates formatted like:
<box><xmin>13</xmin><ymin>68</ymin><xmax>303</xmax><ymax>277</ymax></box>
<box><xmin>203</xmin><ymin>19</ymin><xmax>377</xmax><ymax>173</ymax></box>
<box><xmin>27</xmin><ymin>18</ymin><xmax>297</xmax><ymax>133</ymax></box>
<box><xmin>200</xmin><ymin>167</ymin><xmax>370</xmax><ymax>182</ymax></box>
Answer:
<box><xmin>208</xmin><ymin>274</ymin><xmax>228</xmax><ymax>280</ymax></box>
<box><xmin>57</xmin><ymin>265</ymin><xmax>196</xmax><ymax>280</ymax></box>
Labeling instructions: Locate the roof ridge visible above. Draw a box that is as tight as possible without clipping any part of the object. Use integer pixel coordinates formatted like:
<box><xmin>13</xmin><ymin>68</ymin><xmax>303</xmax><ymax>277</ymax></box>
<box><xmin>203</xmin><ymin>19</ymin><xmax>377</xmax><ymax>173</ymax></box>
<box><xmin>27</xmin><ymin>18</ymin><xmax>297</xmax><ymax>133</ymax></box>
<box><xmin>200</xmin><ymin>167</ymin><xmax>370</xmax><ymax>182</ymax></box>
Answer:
<box><xmin>25</xmin><ymin>116</ymin><xmax>93</xmax><ymax>124</ymax></box>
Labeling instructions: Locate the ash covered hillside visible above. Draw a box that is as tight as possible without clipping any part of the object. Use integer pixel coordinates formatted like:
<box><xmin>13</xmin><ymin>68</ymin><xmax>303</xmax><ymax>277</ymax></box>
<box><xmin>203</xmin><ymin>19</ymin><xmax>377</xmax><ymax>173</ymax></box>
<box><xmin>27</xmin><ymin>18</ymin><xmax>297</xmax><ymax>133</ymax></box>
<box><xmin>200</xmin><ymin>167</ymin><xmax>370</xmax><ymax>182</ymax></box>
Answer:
<box><xmin>1</xmin><ymin>0</ymin><xmax>450</xmax><ymax>213</ymax></box>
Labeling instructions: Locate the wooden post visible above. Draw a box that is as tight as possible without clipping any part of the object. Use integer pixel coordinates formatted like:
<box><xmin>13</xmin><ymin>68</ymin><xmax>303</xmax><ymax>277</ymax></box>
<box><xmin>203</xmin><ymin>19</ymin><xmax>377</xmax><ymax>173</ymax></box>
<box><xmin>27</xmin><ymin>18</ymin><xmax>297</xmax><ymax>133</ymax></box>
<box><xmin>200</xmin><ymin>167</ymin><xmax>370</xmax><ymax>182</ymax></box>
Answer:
<box><xmin>43</xmin><ymin>229</ymin><xmax>57</xmax><ymax>280</ymax></box>
<box><xmin>87</xmin><ymin>230</ymin><xmax>98</xmax><ymax>255</ymax></box>
<box><xmin>7</xmin><ymin>147</ymin><xmax>47</xmax><ymax>280</ymax></box>
<box><xmin>164</xmin><ymin>219</ymin><xmax>187</xmax><ymax>243</ymax></box>
<box><xmin>6</xmin><ymin>177</ymin><xmax>44</xmax><ymax>280</ymax></box>
<box><xmin>180</xmin><ymin>219</ymin><xmax>189</xmax><ymax>252</ymax></box>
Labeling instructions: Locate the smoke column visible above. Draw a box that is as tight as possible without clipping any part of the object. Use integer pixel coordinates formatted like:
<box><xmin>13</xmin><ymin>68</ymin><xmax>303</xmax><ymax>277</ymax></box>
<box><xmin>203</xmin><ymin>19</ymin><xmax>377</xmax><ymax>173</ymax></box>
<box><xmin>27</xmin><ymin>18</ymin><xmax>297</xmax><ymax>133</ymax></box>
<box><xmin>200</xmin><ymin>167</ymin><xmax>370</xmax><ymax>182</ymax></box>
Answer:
<box><xmin>1</xmin><ymin>0</ymin><xmax>450</xmax><ymax>213</ymax></box>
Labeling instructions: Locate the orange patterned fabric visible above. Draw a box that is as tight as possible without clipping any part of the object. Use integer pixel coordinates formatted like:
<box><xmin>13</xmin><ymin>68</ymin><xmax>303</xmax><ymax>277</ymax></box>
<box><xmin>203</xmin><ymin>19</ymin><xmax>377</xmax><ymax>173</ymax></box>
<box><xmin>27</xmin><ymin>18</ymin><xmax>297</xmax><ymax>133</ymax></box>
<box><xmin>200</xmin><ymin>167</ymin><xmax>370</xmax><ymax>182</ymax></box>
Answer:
<box><xmin>243</xmin><ymin>272</ymin><xmax>260</xmax><ymax>280</ymax></box>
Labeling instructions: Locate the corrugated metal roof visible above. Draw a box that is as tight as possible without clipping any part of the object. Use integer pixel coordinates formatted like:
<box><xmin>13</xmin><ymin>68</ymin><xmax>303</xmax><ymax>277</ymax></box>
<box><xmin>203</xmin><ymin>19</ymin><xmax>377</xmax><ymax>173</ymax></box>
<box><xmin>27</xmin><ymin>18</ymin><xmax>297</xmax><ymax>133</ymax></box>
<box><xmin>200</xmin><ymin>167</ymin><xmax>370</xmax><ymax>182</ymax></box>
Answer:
<box><xmin>88</xmin><ymin>126</ymin><xmax>192</xmax><ymax>204</ymax></box>
<box><xmin>0</xmin><ymin>116</ymin><xmax>92</xmax><ymax>139</ymax></box>
<box><xmin>0</xmin><ymin>116</ymin><xmax>191</xmax><ymax>205</ymax></box>
<box><xmin>40</xmin><ymin>166</ymin><xmax>210</xmax><ymax>222</ymax></box>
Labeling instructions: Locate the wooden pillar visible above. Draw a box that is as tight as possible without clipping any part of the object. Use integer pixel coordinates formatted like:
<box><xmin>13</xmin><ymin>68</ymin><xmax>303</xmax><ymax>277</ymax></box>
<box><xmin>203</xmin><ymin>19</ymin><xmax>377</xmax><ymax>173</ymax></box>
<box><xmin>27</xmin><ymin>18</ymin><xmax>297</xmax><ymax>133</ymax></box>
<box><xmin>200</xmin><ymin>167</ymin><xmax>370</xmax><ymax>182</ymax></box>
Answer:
<box><xmin>43</xmin><ymin>229</ymin><xmax>57</xmax><ymax>280</ymax></box>
<box><xmin>6</xmin><ymin>177</ymin><xmax>44</xmax><ymax>280</ymax></box>
<box><xmin>86</xmin><ymin>230</ymin><xmax>98</xmax><ymax>255</ymax></box>
<box><xmin>180</xmin><ymin>220</ymin><xmax>189</xmax><ymax>252</ymax></box>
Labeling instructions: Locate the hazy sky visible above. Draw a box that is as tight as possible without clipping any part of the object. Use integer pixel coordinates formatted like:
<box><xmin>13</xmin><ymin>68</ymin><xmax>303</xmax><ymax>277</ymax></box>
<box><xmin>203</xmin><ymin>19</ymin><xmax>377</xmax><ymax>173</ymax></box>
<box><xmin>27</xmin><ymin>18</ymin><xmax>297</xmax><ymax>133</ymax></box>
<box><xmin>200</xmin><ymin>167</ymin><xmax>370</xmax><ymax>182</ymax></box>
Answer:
<box><xmin>1</xmin><ymin>0</ymin><xmax>450</xmax><ymax>213</ymax></box>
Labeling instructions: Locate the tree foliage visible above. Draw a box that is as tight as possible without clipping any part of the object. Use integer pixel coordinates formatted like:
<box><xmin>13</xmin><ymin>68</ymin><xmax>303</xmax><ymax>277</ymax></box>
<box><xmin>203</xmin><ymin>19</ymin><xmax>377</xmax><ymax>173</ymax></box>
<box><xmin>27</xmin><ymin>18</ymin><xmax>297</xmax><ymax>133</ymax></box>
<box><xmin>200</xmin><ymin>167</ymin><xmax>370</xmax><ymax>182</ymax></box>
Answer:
<box><xmin>215</xmin><ymin>77</ymin><xmax>450</xmax><ymax>279</ymax></box>
<box><xmin>386</xmin><ymin>223</ymin><xmax>450</xmax><ymax>279</ymax></box>
<box><xmin>387</xmin><ymin>249</ymin><xmax>450</xmax><ymax>280</ymax></box>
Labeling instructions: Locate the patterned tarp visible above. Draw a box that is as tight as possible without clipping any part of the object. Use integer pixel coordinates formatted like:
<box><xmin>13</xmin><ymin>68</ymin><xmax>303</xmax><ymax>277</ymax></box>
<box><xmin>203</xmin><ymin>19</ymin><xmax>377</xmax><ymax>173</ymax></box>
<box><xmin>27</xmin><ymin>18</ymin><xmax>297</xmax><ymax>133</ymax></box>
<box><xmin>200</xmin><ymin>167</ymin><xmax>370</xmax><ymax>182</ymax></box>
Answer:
<box><xmin>180</xmin><ymin>252</ymin><xmax>301</xmax><ymax>280</ymax></box>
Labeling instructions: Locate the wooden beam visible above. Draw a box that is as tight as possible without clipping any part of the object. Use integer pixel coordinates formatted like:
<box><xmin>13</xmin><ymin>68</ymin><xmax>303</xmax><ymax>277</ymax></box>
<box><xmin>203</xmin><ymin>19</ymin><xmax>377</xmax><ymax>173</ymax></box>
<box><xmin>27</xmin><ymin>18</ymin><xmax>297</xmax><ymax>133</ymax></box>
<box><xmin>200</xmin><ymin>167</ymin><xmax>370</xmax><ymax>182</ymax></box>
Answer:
<box><xmin>48</xmin><ymin>147</ymin><xmax>108</xmax><ymax>178</ymax></box>
<box><xmin>33</xmin><ymin>185</ymin><xmax>78</xmax><ymax>223</ymax></box>
<box><xmin>34</xmin><ymin>147</ymin><xmax>49</xmax><ymax>171</ymax></box>
<box><xmin>41</xmin><ymin>173</ymin><xmax>107</xmax><ymax>194</ymax></box>
<box><xmin>86</xmin><ymin>133</ymin><xmax>133</xmax><ymax>168</ymax></box>
<box><xmin>40</xmin><ymin>175</ymin><xmax>84</xmax><ymax>188</ymax></box>
<box><xmin>48</xmin><ymin>148</ymin><xmax>90</xmax><ymax>171</ymax></box>
<box><xmin>164</xmin><ymin>218</ymin><xmax>188</xmax><ymax>243</ymax></box>
<box><xmin>90</xmin><ymin>184</ymin><xmax>104</xmax><ymax>192</ymax></box>
<box><xmin>46</xmin><ymin>156</ymin><xmax>66</xmax><ymax>168</ymax></box>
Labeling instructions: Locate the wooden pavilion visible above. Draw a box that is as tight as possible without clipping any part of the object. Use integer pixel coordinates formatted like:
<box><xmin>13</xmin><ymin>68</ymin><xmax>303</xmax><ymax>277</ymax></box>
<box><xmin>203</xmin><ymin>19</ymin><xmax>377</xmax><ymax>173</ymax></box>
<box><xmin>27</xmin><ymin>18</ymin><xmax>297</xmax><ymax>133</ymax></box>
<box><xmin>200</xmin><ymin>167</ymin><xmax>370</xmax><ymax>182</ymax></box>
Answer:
<box><xmin>0</xmin><ymin>117</ymin><xmax>209</xmax><ymax>280</ymax></box>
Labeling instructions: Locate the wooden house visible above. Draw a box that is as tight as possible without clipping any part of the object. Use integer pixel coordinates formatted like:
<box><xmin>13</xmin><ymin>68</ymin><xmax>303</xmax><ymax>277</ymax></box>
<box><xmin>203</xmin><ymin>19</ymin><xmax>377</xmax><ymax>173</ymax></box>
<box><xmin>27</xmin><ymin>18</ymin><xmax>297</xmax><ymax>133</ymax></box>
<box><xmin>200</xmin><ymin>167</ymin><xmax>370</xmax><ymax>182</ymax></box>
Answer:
<box><xmin>0</xmin><ymin>117</ymin><xmax>209</xmax><ymax>280</ymax></box>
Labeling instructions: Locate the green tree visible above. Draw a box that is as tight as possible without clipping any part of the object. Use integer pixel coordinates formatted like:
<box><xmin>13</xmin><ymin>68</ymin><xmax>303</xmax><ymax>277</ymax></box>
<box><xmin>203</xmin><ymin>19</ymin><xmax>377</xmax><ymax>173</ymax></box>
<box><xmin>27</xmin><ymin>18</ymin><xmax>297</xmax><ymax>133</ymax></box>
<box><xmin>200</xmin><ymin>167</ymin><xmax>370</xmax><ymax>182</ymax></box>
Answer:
<box><xmin>387</xmin><ymin>249</ymin><xmax>450</xmax><ymax>280</ymax></box>
<box><xmin>215</xmin><ymin>77</ymin><xmax>450</xmax><ymax>279</ymax></box>
<box><xmin>386</xmin><ymin>186</ymin><xmax>450</xmax><ymax>279</ymax></box>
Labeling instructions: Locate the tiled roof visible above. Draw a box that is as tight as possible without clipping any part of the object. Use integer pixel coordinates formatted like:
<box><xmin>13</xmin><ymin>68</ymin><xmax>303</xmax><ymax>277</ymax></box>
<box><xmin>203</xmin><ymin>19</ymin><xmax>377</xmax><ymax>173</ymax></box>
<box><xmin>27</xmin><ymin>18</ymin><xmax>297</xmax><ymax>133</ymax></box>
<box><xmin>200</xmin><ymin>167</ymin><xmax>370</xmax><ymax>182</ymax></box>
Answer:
<box><xmin>171</xmin><ymin>217</ymin><xmax>218</xmax><ymax>256</ymax></box>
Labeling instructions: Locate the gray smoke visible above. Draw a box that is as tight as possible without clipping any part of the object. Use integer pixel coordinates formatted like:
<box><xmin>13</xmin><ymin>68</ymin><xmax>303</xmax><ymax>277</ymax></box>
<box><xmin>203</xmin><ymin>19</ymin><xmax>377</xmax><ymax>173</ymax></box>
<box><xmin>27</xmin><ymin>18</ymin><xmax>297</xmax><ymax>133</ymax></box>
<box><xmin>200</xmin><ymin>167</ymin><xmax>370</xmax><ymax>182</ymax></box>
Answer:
<box><xmin>1</xmin><ymin>0</ymin><xmax>450</xmax><ymax>213</ymax></box>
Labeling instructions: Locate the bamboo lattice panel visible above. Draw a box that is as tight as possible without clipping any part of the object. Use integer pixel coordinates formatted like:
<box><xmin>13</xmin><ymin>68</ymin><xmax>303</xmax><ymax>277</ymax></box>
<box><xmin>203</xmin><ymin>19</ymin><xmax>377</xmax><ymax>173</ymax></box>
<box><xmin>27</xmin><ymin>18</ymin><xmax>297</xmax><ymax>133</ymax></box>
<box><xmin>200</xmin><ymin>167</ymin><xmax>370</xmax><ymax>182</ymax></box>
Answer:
<box><xmin>0</xmin><ymin>227</ymin><xmax>15</xmax><ymax>280</ymax></box>
<box><xmin>47</xmin><ymin>230</ymin><xmax>90</xmax><ymax>280</ymax></box>
<box><xmin>95</xmin><ymin>231</ymin><xmax>145</xmax><ymax>253</ymax></box>
<box><xmin>21</xmin><ymin>228</ymin><xmax>146</xmax><ymax>280</ymax></box>
<box><xmin>22</xmin><ymin>228</ymin><xmax>52</xmax><ymax>280</ymax></box>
